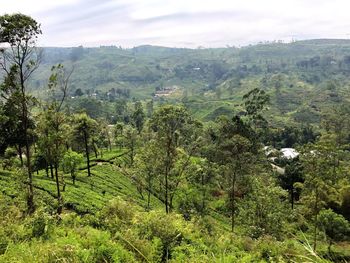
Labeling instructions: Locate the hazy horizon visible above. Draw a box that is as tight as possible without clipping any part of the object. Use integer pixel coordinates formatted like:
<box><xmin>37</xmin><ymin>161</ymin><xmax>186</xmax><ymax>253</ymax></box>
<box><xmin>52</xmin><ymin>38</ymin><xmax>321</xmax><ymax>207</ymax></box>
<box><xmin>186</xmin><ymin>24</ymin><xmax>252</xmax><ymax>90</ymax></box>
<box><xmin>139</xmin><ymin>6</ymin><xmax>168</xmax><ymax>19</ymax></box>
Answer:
<box><xmin>30</xmin><ymin>38</ymin><xmax>350</xmax><ymax>50</ymax></box>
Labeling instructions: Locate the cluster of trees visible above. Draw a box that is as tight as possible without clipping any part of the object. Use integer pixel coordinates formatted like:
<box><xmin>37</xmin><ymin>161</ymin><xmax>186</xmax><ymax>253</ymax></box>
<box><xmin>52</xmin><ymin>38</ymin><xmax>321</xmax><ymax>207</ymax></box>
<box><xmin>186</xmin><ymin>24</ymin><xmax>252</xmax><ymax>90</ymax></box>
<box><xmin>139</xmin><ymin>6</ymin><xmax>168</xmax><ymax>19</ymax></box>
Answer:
<box><xmin>117</xmin><ymin>87</ymin><xmax>350</xmax><ymax>253</ymax></box>
<box><xmin>0</xmin><ymin>14</ymin><xmax>112</xmax><ymax>214</ymax></box>
<box><xmin>109</xmin><ymin>89</ymin><xmax>271</xmax><ymax>231</ymax></box>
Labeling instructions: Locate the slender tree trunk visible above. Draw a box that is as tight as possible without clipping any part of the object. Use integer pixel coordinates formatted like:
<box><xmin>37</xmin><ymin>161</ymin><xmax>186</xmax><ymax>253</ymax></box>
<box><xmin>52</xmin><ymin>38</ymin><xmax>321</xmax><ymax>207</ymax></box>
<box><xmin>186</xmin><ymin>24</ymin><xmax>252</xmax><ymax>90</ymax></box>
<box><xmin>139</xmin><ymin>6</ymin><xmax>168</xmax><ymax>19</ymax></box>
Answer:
<box><xmin>231</xmin><ymin>171</ymin><xmax>236</xmax><ymax>232</ymax></box>
<box><xmin>117</xmin><ymin>137</ymin><xmax>121</xmax><ymax>150</ymax></box>
<box><xmin>93</xmin><ymin>141</ymin><xmax>98</xmax><ymax>158</ymax></box>
<box><xmin>83</xmin><ymin>129</ymin><xmax>91</xmax><ymax>177</ymax></box>
<box><xmin>201</xmin><ymin>172</ymin><xmax>205</xmax><ymax>215</ymax></box>
<box><xmin>47</xmin><ymin>146</ymin><xmax>54</xmax><ymax>178</ymax></box>
<box><xmin>45</xmin><ymin>164</ymin><xmax>49</xmax><ymax>177</ymax></box>
<box><xmin>25</xmin><ymin>139</ymin><xmax>34</xmax><ymax>214</ymax></box>
<box><xmin>50</xmin><ymin>163</ymin><xmax>54</xmax><ymax>179</ymax></box>
<box><xmin>313</xmin><ymin>187</ymin><xmax>319</xmax><ymax>252</ymax></box>
<box><xmin>62</xmin><ymin>173</ymin><xmax>66</xmax><ymax>192</ymax></box>
<box><xmin>20</xmin><ymin>76</ymin><xmax>34</xmax><ymax>214</ymax></box>
<box><xmin>166</xmin><ymin>247</ymin><xmax>169</xmax><ymax>263</ymax></box>
<box><xmin>165</xmin><ymin>170</ymin><xmax>169</xmax><ymax>214</ymax></box>
<box><xmin>169</xmin><ymin>194</ymin><xmax>175</xmax><ymax>212</ymax></box>
<box><xmin>130</xmin><ymin>140</ymin><xmax>134</xmax><ymax>166</ymax></box>
<box><xmin>291</xmin><ymin>186</ymin><xmax>294</xmax><ymax>210</ymax></box>
<box><xmin>54</xmin><ymin>163</ymin><xmax>62</xmax><ymax>214</ymax></box>
<box><xmin>164</xmin><ymin>136</ymin><xmax>176</xmax><ymax>214</ymax></box>
<box><xmin>147</xmin><ymin>173</ymin><xmax>151</xmax><ymax>210</ymax></box>
<box><xmin>165</xmin><ymin>141</ymin><xmax>171</xmax><ymax>214</ymax></box>
<box><xmin>108</xmin><ymin>136</ymin><xmax>112</xmax><ymax>151</ymax></box>
<box><xmin>71</xmin><ymin>172</ymin><xmax>76</xmax><ymax>185</ymax></box>
<box><xmin>18</xmin><ymin>145</ymin><xmax>23</xmax><ymax>167</ymax></box>
<box><xmin>147</xmin><ymin>190</ymin><xmax>151</xmax><ymax>210</ymax></box>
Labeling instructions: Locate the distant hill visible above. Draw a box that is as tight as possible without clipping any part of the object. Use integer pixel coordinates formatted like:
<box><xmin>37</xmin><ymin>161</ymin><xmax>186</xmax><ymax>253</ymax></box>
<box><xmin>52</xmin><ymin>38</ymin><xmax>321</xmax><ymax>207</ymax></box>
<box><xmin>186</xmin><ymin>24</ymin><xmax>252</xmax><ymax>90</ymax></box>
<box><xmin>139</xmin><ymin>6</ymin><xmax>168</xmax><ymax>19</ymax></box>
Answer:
<box><xmin>29</xmin><ymin>39</ymin><xmax>350</xmax><ymax>124</ymax></box>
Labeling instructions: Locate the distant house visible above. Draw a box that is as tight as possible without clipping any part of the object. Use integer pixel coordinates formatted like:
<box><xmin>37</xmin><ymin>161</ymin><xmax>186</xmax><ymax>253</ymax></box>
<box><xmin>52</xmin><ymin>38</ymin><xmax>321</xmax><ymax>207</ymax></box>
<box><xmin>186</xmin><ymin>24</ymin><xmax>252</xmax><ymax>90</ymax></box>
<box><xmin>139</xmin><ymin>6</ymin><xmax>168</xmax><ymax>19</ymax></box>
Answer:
<box><xmin>280</xmin><ymin>148</ymin><xmax>299</xmax><ymax>159</ymax></box>
<box><xmin>264</xmin><ymin>146</ymin><xmax>299</xmax><ymax>160</ymax></box>
<box><xmin>263</xmin><ymin>146</ymin><xmax>299</xmax><ymax>175</ymax></box>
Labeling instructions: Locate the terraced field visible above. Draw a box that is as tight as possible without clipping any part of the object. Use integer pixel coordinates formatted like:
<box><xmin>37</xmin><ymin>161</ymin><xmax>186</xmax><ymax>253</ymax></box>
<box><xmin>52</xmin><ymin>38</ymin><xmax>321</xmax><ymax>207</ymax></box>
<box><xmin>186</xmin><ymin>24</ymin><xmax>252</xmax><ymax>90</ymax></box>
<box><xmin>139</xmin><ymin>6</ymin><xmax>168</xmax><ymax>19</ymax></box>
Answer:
<box><xmin>0</xmin><ymin>149</ymin><xmax>163</xmax><ymax>215</ymax></box>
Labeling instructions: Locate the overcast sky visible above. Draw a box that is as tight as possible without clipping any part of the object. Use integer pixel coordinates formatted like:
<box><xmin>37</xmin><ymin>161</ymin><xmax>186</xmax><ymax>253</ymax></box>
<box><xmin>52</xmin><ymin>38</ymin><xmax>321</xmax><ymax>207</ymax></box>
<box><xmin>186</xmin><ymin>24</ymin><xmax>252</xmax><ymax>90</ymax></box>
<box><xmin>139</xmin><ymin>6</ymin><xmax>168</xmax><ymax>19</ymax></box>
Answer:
<box><xmin>1</xmin><ymin>0</ymin><xmax>350</xmax><ymax>48</ymax></box>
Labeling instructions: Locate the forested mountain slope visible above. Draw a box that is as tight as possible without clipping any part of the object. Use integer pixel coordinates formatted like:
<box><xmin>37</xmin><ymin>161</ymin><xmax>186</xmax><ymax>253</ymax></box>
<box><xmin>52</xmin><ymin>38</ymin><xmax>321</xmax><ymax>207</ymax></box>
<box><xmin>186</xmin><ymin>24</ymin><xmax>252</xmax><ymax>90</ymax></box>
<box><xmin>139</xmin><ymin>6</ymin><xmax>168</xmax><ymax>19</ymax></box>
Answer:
<box><xmin>30</xmin><ymin>39</ymin><xmax>350</xmax><ymax>124</ymax></box>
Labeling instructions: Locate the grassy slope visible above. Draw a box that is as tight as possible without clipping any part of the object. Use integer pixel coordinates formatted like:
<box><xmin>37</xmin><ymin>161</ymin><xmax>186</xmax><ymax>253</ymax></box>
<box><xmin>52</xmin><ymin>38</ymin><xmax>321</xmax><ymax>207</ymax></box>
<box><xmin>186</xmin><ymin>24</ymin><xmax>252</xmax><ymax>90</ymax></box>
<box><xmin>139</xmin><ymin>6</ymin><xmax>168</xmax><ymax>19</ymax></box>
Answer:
<box><xmin>0</xmin><ymin>150</ymin><xmax>159</xmax><ymax>212</ymax></box>
<box><xmin>1</xmin><ymin>149</ymin><xmax>350</xmax><ymax>261</ymax></box>
<box><xmin>0</xmin><ymin>148</ymin><xmax>232</xmax><ymax>229</ymax></box>
<box><xmin>0</xmin><ymin>148</ymin><xmax>241</xmax><ymax>259</ymax></box>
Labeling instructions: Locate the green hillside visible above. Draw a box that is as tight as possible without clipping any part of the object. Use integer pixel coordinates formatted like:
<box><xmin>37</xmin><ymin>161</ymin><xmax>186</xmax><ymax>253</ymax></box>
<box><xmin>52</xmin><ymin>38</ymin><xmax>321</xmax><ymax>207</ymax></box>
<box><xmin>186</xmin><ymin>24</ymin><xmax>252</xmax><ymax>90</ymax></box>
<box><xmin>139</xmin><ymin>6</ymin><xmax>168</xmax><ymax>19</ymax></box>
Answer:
<box><xmin>2</xmin><ymin>147</ymin><xmax>349</xmax><ymax>262</ymax></box>
<box><xmin>28</xmin><ymin>40</ymin><xmax>350</xmax><ymax>125</ymax></box>
<box><xmin>0</xmin><ymin>149</ymin><xmax>163</xmax><ymax>213</ymax></box>
<box><xmin>1</xmin><ymin>13</ymin><xmax>350</xmax><ymax>263</ymax></box>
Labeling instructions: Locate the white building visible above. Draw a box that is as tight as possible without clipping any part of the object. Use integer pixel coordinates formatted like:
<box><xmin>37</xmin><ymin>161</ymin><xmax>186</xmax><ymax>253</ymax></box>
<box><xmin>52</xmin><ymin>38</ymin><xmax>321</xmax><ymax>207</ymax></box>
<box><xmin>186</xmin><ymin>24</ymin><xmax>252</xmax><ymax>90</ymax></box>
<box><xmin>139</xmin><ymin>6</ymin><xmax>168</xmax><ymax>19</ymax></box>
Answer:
<box><xmin>280</xmin><ymin>148</ymin><xmax>299</xmax><ymax>159</ymax></box>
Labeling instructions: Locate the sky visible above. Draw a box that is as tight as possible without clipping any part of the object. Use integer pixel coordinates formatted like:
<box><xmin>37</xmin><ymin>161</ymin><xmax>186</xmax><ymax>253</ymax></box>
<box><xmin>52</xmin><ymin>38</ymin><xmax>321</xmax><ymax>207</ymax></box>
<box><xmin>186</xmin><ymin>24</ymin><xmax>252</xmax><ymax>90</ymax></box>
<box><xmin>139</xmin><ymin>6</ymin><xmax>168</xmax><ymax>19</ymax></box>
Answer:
<box><xmin>1</xmin><ymin>0</ymin><xmax>350</xmax><ymax>48</ymax></box>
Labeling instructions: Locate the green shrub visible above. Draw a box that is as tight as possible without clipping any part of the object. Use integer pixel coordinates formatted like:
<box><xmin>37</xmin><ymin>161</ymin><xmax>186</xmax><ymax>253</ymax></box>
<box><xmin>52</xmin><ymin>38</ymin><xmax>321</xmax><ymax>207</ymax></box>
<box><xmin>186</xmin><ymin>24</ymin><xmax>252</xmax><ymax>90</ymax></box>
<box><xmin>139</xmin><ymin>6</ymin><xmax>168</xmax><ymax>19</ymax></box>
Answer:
<box><xmin>94</xmin><ymin>244</ymin><xmax>115</xmax><ymax>262</ymax></box>
<box><xmin>0</xmin><ymin>230</ymin><xmax>9</xmax><ymax>255</ymax></box>
<box><xmin>100</xmin><ymin>197</ymin><xmax>136</xmax><ymax>222</ymax></box>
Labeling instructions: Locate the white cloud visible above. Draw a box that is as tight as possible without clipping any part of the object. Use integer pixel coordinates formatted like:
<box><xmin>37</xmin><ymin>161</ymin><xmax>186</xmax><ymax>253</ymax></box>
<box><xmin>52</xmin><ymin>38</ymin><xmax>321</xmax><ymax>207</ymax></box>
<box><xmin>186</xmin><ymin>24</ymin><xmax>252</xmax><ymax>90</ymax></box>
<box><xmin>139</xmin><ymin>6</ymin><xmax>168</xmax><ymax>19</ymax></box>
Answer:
<box><xmin>0</xmin><ymin>0</ymin><xmax>80</xmax><ymax>15</ymax></box>
<box><xmin>1</xmin><ymin>0</ymin><xmax>350</xmax><ymax>47</ymax></box>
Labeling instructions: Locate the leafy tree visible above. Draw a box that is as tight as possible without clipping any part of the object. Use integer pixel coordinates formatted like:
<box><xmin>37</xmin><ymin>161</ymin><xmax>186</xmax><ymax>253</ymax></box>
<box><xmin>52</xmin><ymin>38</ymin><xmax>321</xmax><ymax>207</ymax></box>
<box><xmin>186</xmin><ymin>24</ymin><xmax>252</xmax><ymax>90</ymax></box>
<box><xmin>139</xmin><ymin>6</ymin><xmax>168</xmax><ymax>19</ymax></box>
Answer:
<box><xmin>61</xmin><ymin>149</ymin><xmax>83</xmax><ymax>185</ymax></box>
<box><xmin>114</xmin><ymin>122</ymin><xmax>124</xmax><ymax>149</ymax></box>
<box><xmin>134</xmin><ymin>140</ymin><xmax>161</xmax><ymax>209</ymax></box>
<box><xmin>74</xmin><ymin>98</ymin><xmax>106</xmax><ymax>119</ymax></box>
<box><xmin>322</xmin><ymin>103</ymin><xmax>350</xmax><ymax>146</ymax></box>
<box><xmin>300</xmin><ymin>135</ymin><xmax>346</xmax><ymax>251</ymax></box>
<box><xmin>0</xmin><ymin>13</ymin><xmax>42</xmax><ymax>213</ymax></box>
<box><xmin>123</xmin><ymin>125</ymin><xmax>138</xmax><ymax>166</ymax></box>
<box><xmin>114</xmin><ymin>99</ymin><xmax>129</xmax><ymax>123</ymax></box>
<box><xmin>74</xmin><ymin>88</ymin><xmax>84</xmax><ymax>97</ymax></box>
<box><xmin>97</xmin><ymin>118</ymin><xmax>112</xmax><ymax>152</ymax></box>
<box><xmin>242</xmin><ymin>87</ymin><xmax>270</xmax><ymax>131</ymax></box>
<box><xmin>73</xmin><ymin>113</ymin><xmax>98</xmax><ymax>177</ymax></box>
<box><xmin>1</xmin><ymin>147</ymin><xmax>21</xmax><ymax>169</ymax></box>
<box><xmin>132</xmin><ymin>101</ymin><xmax>145</xmax><ymax>134</ymax></box>
<box><xmin>267</xmin><ymin>125</ymin><xmax>318</xmax><ymax>148</ymax></box>
<box><xmin>238</xmin><ymin>176</ymin><xmax>289</xmax><ymax>239</ymax></box>
<box><xmin>317</xmin><ymin>209</ymin><xmax>350</xmax><ymax>253</ymax></box>
<box><xmin>32</xmin><ymin>152</ymin><xmax>48</xmax><ymax>176</ymax></box>
<box><xmin>150</xmin><ymin>105</ymin><xmax>191</xmax><ymax>213</ymax></box>
<box><xmin>146</xmin><ymin>100</ymin><xmax>154</xmax><ymax>118</ymax></box>
<box><xmin>37</xmin><ymin>109</ymin><xmax>68</xmax><ymax>214</ymax></box>
<box><xmin>36</xmin><ymin>64</ymin><xmax>72</xmax><ymax>214</ymax></box>
<box><xmin>89</xmin><ymin>126</ymin><xmax>102</xmax><ymax>159</ymax></box>
<box><xmin>0</xmin><ymin>68</ymin><xmax>35</xmax><ymax>163</ymax></box>
<box><xmin>340</xmin><ymin>187</ymin><xmax>350</xmax><ymax>221</ymax></box>
<box><xmin>211</xmin><ymin>115</ymin><xmax>255</xmax><ymax>231</ymax></box>
<box><xmin>278</xmin><ymin>158</ymin><xmax>304</xmax><ymax>209</ymax></box>
<box><xmin>178</xmin><ymin>157</ymin><xmax>216</xmax><ymax>217</ymax></box>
